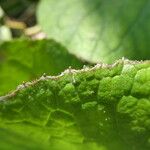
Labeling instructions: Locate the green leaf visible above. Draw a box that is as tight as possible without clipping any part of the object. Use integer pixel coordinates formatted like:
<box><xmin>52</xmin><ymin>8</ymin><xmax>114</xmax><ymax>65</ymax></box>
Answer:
<box><xmin>0</xmin><ymin>128</ymin><xmax>45</xmax><ymax>150</ymax></box>
<box><xmin>37</xmin><ymin>0</ymin><xmax>150</xmax><ymax>63</ymax></box>
<box><xmin>0</xmin><ymin>39</ymin><xmax>85</xmax><ymax>96</ymax></box>
<box><xmin>0</xmin><ymin>60</ymin><xmax>149</xmax><ymax>150</ymax></box>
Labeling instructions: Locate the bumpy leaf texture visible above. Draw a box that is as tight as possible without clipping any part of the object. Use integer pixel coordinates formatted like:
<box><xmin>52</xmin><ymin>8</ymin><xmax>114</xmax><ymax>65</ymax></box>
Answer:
<box><xmin>37</xmin><ymin>0</ymin><xmax>150</xmax><ymax>63</ymax></box>
<box><xmin>0</xmin><ymin>60</ymin><xmax>149</xmax><ymax>150</ymax></box>
<box><xmin>0</xmin><ymin>39</ymin><xmax>85</xmax><ymax>95</ymax></box>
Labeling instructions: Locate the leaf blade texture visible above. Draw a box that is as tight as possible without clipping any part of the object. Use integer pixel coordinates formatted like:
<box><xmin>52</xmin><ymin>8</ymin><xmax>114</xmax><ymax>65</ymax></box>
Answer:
<box><xmin>0</xmin><ymin>60</ymin><xmax>150</xmax><ymax>150</ymax></box>
<box><xmin>37</xmin><ymin>0</ymin><xmax>150</xmax><ymax>63</ymax></box>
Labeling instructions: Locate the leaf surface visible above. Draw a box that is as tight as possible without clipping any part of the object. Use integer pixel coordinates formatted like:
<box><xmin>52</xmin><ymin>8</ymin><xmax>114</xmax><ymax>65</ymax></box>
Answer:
<box><xmin>0</xmin><ymin>60</ymin><xmax>150</xmax><ymax>150</ymax></box>
<box><xmin>37</xmin><ymin>0</ymin><xmax>150</xmax><ymax>63</ymax></box>
<box><xmin>0</xmin><ymin>39</ymin><xmax>85</xmax><ymax>95</ymax></box>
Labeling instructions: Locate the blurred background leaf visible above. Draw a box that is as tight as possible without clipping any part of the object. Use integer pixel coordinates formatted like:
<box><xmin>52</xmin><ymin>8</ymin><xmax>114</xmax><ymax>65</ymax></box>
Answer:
<box><xmin>37</xmin><ymin>0</ymin><xmax>150</xmax><ymax>63</ymax></box>
<box><xmin>0</xmin><ymin>39</ymin><xmax>86</xmax><ymax>95</ymax></box>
